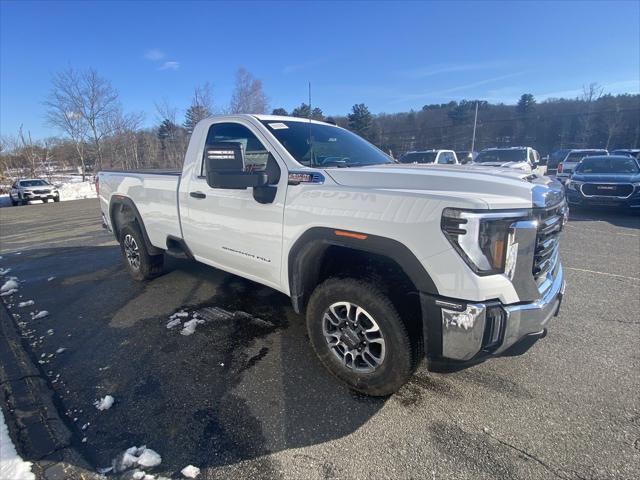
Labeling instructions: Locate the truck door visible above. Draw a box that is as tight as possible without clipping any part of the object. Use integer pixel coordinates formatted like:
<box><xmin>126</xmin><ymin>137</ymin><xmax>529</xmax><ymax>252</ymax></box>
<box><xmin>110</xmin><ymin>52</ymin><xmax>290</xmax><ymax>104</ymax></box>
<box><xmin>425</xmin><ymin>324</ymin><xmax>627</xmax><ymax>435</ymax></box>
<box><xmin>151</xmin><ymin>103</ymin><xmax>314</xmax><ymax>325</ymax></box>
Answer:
<box><xmin>180</xmin><ymin>120</ymin><xmax>286</xmax><ymax>290</ymax></box>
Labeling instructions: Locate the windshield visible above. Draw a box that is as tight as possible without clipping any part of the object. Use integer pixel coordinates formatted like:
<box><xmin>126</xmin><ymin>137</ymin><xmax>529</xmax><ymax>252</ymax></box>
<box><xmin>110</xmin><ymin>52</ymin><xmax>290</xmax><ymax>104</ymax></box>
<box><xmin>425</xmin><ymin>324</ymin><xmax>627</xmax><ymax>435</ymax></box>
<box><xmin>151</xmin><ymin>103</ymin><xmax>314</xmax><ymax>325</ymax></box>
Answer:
<box><xmin>399</xmin><ymin>152</ymin><xmax>437</xmax><ymax>164</ymax></box>
<box><xmin>261</xmin><ymin>121</ymin><xmax>392</xmax><ymax>167</ymax></box>
<box><xmin>19</xmin><ymin>180</ymin><xmax>48</xmax><ymax>187</ymax></box>
<box><xmin>474</xmin><ymin>150</ymin><xmax>527</xmax><ymax>163</ymax></box>
<box><xmin>566</xmin><ymin>150</ymin><xmax>607</xmax><ymax>162</ymax></box>
<box><xmin>575</xmin><ymin>156</ymin><xmax>639</xmax><ymax>174</ymax></box>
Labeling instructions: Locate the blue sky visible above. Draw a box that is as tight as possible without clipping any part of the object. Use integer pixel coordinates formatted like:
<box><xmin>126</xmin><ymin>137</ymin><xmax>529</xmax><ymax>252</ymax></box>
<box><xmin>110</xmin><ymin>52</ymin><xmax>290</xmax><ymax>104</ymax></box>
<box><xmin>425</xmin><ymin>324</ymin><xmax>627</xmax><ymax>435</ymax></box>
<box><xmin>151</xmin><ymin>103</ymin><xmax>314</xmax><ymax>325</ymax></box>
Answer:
<box><xmin>1</xmin><ymin>0</ymin><xmax>638</xmax><ymax>139</ymax></box>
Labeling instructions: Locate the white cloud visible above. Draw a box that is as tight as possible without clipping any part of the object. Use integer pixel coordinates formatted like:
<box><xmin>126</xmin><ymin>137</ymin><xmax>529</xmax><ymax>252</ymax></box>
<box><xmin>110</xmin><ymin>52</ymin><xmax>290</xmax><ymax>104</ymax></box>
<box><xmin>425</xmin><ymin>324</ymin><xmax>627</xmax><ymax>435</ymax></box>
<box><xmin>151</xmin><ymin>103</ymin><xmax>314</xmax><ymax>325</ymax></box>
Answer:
<box><xmin>400</xmin><ymin>61</ymin><xmax>508</xmax><ymax>79</ymax></box>
<box><xmin>389</xmin><ymin>71</ymin><xmax>527</xmax><ymax>104</ymax></box>
<box><xmin>538</xmin><ymin>80</ymin><xmax>640</xmax><ymax>101</ymax></box>
<box><xmin>144</xmin><ymin>49</ymin><xmax>165</xmax><ymax>61</ymax></box>
<box><xmin>158</xmin><ymin>61</ymin><xmax>180</xmax><ymax>71</ymax></box>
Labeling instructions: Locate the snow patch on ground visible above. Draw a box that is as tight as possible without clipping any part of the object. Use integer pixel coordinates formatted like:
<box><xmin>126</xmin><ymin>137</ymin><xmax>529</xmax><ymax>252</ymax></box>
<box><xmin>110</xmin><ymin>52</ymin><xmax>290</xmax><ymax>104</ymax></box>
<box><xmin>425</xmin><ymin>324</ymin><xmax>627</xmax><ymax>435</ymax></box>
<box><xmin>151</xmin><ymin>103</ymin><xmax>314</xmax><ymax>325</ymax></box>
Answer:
<box><xmin>181</xmin><ymin>465</ymin><xmax>201</xmax><ymax>478</ymax></box>
<box><xmin>1</xmin><ymin>279</ymin><xmax>19</xmax><ymax>293</ymax></box>
<box><xmin>0</xmin><ymin>408</ymin><xmax>35</xmax><ymax>480</ymax></box>
<box><xmin>110</xmin><ymin>446</ymin><xmax>162</xmax><ymax>473</ymax></box>
<box><xmin>31</xmin><ymin>310</ymin><xmax>49</xmax><ymax>320</ymax></box>
<box><xmin>180</xmin><ymin>318</ymin><xmax>205</xmax><ymax>336</ymax></box>
<box><xmin>18</xmin><ymin>300</ymin><xmax>35</xmax><ymax>307</ymax></box>
<box><xmin>94</xmin><ymin>395</ymin><xmax>114</xmax><ymax>411</ymax></box>
<box><xmin>0</xmin><ymin>268</ymin><xmax>11</xmax><ymax>276</ymax></box>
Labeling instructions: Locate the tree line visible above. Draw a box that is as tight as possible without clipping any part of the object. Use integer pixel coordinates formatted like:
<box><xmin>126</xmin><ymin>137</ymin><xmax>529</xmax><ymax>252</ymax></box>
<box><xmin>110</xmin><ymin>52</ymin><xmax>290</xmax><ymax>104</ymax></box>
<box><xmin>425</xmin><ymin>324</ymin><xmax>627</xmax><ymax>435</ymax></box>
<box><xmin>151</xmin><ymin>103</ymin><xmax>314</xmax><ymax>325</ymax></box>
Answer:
<box><xmin>1</xmin><ymin>67</ymin><xmax>638</xmax><ymax>184</ymax></box>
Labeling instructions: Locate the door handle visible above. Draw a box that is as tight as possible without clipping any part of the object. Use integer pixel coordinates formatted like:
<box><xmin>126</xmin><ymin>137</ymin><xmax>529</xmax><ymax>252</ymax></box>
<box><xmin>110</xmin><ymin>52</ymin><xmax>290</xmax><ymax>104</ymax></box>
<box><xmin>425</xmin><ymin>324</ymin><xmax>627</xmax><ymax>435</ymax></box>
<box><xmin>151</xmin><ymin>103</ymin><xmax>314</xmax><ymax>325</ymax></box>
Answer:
<box><xmin>190</xmin><ymin>191</ymin><xmax>206</xmax><ymax>199</ymax></box>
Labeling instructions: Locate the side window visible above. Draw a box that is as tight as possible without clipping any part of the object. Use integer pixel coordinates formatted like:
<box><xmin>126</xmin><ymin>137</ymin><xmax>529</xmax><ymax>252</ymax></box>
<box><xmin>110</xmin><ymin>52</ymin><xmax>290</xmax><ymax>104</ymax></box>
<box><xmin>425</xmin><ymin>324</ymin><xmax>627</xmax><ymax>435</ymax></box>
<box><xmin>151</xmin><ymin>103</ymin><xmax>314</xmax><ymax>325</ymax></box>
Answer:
<box><xmin>203</xmin><ymin>123</ymin><xmax>270</xmax><ymax>175</ymax></box>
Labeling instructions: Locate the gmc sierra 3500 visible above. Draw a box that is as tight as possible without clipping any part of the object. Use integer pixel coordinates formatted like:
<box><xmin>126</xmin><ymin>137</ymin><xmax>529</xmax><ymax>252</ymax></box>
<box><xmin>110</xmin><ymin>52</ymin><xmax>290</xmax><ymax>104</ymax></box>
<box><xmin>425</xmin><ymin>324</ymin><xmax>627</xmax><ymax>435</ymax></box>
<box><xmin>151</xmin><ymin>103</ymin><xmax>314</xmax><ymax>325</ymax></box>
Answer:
<box><xmin>97</xmin><ymin>115</ymin><xmax>567</xmax><ymax>396</ymax></box>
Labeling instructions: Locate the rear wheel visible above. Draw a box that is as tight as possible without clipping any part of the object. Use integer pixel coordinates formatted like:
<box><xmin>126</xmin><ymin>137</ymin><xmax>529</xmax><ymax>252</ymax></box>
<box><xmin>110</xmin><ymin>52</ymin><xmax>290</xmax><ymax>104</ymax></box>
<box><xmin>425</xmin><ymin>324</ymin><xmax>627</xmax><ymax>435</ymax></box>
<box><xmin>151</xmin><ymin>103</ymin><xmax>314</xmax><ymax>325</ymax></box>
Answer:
<box><xmin>119</xmin><ymin>224</ymin><xmax>164</xmax><ymax>281</ymax></box>
<box><xmin>306</xmin><ymin>277</ymin><xmax>416</xmax><ymax>396</ymax></box>
<box><xmin>53</xmin><ymin>196</ymin><xmax>60</xmax><ymax>202</ymax></box>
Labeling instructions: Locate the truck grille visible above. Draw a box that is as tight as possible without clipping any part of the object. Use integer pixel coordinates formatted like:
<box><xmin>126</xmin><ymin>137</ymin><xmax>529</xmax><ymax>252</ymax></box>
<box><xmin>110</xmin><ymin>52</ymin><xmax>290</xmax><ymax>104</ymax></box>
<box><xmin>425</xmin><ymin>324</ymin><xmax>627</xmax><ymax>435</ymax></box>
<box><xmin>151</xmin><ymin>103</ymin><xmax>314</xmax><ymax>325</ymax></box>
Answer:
<box><xmin>533</xmin><ymin>203</ymin><xmax>565</xmax><ymax>285</ymax></box>
<box><xmin>581</xmin><ymin>183</ymin><xmax>633</xmax><ymax>197</ymax></box>
<box><xmin>33</xmin><ymin>189</ymin><xmax>50</xmax><ymax>194</ymax></box>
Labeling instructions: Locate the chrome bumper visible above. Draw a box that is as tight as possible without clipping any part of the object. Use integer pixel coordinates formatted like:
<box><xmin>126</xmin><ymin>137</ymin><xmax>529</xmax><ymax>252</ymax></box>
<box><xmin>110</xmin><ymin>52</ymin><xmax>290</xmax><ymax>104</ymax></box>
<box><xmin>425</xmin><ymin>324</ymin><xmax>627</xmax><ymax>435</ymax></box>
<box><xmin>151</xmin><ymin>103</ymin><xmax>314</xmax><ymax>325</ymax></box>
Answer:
<box><xmin>436</xmin><ymin>264</ymin><xmax>565</xmax><ymax>361</ymax></box>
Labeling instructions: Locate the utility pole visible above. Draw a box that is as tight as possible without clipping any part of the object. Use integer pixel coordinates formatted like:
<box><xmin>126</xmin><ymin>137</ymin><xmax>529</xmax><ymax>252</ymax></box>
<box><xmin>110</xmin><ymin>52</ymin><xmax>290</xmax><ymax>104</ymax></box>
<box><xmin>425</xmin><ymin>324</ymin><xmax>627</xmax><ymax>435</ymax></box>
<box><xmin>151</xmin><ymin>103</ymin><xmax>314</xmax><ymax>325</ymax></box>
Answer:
<box><xmin>471</xmin><ymin>101</ymin><xmax>479</xmax><ymax>153</ymax></box>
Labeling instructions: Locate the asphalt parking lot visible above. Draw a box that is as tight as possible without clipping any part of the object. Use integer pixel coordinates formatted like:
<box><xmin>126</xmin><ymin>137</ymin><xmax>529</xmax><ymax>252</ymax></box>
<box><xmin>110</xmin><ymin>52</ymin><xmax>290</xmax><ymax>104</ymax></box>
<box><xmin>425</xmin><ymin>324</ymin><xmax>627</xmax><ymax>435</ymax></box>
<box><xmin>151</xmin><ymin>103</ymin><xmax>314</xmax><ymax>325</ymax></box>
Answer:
<box><xmin>1</xmin><ymin>199</ymin><xmax>639</xmax><ymax>480</ymax></box>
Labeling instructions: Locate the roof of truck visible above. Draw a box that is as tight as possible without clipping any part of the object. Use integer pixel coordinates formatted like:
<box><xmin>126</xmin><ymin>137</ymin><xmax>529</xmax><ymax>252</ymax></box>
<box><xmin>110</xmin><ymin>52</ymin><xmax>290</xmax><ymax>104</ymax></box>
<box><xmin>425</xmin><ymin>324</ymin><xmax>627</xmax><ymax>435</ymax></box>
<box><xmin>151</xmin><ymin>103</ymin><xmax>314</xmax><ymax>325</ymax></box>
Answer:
<box><xmin>252</xmin><ymin>114</ymin><xmax>332</xmax><ymax>126</ymax></box>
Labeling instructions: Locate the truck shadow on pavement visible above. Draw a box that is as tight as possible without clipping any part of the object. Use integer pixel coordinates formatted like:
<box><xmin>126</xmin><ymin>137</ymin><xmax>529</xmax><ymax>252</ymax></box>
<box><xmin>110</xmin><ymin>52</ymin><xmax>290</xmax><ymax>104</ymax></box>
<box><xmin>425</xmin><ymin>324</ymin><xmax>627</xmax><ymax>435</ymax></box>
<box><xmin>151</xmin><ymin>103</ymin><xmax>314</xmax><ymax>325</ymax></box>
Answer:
<box><xmin>0</xmin><ymin>245</ymin><xmax>385</xmax><ymax>478</ymax></box>
<box><xmin>567</xmin><ymin>207</ymin><xmax>640</xmax><ymax>229</ymax></box>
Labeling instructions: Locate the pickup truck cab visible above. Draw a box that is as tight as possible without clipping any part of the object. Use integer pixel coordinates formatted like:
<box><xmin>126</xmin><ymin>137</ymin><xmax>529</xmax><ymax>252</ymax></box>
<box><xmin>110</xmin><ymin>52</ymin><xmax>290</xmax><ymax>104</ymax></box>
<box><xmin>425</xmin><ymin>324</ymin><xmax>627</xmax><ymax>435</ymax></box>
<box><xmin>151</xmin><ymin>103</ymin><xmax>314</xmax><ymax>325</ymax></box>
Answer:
<box><xmin>98</xmin><ymin>115</ymin><xmax>567</xmax><ymax>396</ymax></box>
<box><xmin>474</xmin><ymin>147</ymin><xmax>544</xmax><ymax>175</ymax></box>
<box><xmin>398</xmin><ymin>150</ymin><xmax>459</xmax><ymax>165</ymax></box>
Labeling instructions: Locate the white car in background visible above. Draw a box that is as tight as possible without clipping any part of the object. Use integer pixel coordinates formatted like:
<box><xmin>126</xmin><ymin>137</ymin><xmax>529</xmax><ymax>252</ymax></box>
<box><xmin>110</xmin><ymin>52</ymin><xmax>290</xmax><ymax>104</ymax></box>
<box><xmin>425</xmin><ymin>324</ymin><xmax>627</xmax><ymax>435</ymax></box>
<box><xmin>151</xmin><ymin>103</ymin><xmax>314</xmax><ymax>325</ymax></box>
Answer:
<box><xmin>556</xmin><ymin>149</ymin><xmax>608</xmax><ymax>183</ymax></box>
<box><xmin>9</xmin><ymin>178</ymin><xmax>60</xmax><ymax>206</ymax></box>
<box><xmin>398</xmin><ymin>149</ymin><xmax>459</xmax><ymax>165</ymax></box>
<box><xmin>473</xmin><ymin>147</ymin><xmax>544</xmax><ymax>174</ymax></box>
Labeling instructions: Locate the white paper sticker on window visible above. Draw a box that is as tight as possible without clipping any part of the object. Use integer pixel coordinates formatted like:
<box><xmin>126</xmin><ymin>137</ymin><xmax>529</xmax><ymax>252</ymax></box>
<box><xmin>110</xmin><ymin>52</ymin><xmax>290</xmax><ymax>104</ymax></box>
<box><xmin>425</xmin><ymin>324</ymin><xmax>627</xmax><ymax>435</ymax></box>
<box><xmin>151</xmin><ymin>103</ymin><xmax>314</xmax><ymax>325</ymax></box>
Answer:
<box><xmin>268</xmin><ymin>122</ymin><xmax>289</xmax><ymax>130</ymax></box>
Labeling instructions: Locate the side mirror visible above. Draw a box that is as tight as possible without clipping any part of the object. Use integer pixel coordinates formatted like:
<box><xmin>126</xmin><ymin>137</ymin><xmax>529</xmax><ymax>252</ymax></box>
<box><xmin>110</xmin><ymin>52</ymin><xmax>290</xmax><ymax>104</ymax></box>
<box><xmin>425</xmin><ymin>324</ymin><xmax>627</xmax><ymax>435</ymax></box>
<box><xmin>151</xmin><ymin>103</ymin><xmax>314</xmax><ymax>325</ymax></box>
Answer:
<box><xmin>204</xmin><ymin>143</ymin><xmax>268</xmax><ymax>189</ymax></box>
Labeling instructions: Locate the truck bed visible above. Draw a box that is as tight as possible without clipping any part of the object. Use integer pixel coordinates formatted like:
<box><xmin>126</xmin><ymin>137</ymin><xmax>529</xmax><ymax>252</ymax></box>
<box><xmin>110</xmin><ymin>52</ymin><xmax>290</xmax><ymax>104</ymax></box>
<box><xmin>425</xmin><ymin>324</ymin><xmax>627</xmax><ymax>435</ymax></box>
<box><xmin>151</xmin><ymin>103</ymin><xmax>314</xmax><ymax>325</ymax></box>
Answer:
<box><xmin>98</xmin><ymin>170</ymin><xmax>182</xmax><ymax>249</ymax></box>
<box><xmin>100</xmin><ymin>169</ymin><xmax>181</xmax><ymax>176</ymax></box>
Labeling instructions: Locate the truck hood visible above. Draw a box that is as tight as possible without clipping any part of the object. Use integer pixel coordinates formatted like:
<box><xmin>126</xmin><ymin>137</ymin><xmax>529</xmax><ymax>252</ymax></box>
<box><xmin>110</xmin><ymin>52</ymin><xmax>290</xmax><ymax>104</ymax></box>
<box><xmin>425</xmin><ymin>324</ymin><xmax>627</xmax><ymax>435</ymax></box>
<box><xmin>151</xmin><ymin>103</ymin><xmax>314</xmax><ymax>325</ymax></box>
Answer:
<box><xmin>324</xmin><ymin>164</ymin><xmax>562</xmax><ymax>210</ymax></box>
<box><xmin>472</xmin><ymin>161</ymin><xmax>532</xmax><ymax>172</ymax></box>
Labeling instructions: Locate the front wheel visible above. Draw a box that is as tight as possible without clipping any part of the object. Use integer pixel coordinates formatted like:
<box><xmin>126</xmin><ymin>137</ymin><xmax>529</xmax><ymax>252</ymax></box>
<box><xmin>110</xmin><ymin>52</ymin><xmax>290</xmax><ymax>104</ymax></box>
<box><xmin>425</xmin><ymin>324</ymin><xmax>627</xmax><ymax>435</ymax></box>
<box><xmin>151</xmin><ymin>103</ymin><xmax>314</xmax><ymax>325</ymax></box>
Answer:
<box><xmin>53</xmin><ymin>196</ymin><xmax>60</xmax><ymax>202</ymax></box>
<box><xmin>306</xmin><ymin>278</ymin><xmax>417</xmax><ymax>396</ymax></box>
<box><xmin>119</xmin><ymin>224</ymin><xmax>164</xmax><ymax>281</ymax></box>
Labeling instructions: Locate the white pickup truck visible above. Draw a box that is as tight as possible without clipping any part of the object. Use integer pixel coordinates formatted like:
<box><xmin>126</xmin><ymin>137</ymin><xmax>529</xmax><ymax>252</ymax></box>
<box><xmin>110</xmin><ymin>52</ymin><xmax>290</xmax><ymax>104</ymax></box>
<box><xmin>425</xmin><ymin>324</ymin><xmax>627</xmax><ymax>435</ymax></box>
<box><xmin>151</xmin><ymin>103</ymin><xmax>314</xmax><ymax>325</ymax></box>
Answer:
<box><xmin>97</xmin><ymin>115</ymin><xmax>567</xmax><ymax>396</ymax></box>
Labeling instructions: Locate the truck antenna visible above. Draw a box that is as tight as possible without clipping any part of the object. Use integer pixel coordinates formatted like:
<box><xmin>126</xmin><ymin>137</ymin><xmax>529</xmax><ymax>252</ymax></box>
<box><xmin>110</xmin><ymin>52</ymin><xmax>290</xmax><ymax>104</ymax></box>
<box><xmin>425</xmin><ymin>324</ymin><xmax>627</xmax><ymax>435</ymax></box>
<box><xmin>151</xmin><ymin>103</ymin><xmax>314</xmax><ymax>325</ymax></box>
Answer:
<box><xmin>308</xmin><ymin>81</ymin><xmax>314</xmax><ymax>167</ymax></box>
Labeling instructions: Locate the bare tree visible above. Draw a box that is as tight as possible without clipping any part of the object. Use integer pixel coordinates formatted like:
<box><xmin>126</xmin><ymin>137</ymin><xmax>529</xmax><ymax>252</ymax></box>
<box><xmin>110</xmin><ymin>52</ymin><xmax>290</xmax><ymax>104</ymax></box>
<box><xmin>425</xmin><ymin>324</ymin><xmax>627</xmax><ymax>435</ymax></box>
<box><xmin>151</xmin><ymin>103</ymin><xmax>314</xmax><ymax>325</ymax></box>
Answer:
<box><xmin>229</xmin><ymin>68</ymin><xmax>269</xmax><ymax>114</ymax></box>
<box><xmin>17</xmin><ymin>126</ymin><xmax>42</xmax><ymax>178</ymax></box>
<box><xmin>44</xmin><ymin>83</ymin><xmax>90</xmax><ymax>180</ymax></box>
<box><xmin>580</xmin><ymin>82</ymin><xmax>603</xmax><ymax>147</ymax></box>
<box><xmin>184</xmin><ymin>83</ymin><xmax>214</xmax><ymax>132</ymax></box>
<box><xmin>44</xmin><ymin>67</ymin><xmax>119</xmax><ymax>174</ymax></box>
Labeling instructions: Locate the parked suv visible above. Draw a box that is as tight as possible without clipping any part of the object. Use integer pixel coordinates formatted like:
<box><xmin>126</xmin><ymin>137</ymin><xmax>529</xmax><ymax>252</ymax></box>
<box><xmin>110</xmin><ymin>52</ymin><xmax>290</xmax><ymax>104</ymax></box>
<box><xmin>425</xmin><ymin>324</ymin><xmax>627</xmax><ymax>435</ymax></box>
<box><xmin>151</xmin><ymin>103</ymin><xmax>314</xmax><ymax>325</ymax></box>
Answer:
<box><xmin>399</xmin><ymin>150</ymin><xmax>459</xmax><ymax>165</ymax></box>
<box><xmin>9</xmin><ymin>179</ymin><xmax>60</xmax><ymax>206</ymax></box>
<box><xmin>565</xmin><ymin>155</ymin><xmax>640</xmax><ymax>209</ymax></box>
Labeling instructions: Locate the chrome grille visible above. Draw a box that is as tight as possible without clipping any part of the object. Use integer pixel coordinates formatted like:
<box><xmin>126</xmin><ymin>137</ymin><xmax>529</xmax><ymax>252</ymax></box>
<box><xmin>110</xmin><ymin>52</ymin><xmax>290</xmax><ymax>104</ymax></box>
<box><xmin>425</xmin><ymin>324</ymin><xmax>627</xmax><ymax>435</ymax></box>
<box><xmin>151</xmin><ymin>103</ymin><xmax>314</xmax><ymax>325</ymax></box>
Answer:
<box><xmin>581</xmin><ymin>183</ymin><xmax>633</xmax><ymax>197</ymax></box>
<box><xmin>533</xmin><ymin>203</ymin><xmax>565</xmax><ymax>286</ymax></box>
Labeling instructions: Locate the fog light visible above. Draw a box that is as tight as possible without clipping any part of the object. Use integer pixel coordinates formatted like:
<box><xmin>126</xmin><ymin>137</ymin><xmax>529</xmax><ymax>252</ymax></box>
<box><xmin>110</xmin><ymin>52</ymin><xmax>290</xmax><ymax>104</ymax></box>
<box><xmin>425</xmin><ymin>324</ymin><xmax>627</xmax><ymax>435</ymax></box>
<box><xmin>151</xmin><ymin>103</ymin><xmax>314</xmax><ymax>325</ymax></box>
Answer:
<box><xmin>483</xmin><ymin>306</ymin><xmax>505</xmax><ymax>349</ymax></box>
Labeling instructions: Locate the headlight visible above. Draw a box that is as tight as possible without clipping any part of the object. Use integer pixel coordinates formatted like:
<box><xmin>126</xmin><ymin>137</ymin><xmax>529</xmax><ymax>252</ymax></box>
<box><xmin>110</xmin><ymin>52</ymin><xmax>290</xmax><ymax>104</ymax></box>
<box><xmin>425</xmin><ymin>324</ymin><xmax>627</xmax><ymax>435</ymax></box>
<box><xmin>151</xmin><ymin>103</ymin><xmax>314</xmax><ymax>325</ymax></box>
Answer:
<box><xmin>441</xmin><ymin>208</ymin><xmax>528</xmax><ymax>276</ymax></box>
<box><xmin>565</xmin><ymin>180</ymin><xmax>583</xmax><ymax>191</ymax></box>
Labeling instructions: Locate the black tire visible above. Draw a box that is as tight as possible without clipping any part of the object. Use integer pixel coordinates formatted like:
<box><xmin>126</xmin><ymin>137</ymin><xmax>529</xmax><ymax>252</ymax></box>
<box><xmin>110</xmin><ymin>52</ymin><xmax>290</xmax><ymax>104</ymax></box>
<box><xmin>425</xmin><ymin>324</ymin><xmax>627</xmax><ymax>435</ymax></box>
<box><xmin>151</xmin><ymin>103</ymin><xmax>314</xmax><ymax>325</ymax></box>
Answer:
<box><xmin>53</xmin><ymin>196</ymin><xmax>60</xmax><ymax>202</ymax></box>
<box><xmin>306</xmin><ymin>277</ymin><xmax>416</xmax><ymax>396</ymax></box>
<box><xmin>10</xmin><ymin>197</ymin><xmax>17</xmax><ymax>206</ymax></box>
<box><xmin>119</xmin><ymin>224</ymin><xmax>164</xmax><ymax>281</ymax></box>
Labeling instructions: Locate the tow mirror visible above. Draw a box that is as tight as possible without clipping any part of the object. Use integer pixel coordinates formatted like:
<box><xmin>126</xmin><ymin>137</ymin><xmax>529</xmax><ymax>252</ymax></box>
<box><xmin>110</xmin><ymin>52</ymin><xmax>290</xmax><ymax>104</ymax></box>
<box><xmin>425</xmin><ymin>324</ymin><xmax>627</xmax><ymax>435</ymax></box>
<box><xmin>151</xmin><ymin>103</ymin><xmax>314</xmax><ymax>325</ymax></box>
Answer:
<box><xmin>204</xmin><ymin>142</ymin><xmax>268</xmax><ymax>189</ymax></box>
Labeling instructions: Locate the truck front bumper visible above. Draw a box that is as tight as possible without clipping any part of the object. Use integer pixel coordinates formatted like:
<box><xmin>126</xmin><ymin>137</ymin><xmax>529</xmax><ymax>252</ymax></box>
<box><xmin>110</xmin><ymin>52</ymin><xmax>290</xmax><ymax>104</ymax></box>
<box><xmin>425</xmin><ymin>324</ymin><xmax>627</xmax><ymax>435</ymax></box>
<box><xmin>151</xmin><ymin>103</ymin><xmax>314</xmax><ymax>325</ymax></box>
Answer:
<box><xmin>421</xmin><ymin>264</ymin><xmax>565</xmax><ymax>362</ymax></box>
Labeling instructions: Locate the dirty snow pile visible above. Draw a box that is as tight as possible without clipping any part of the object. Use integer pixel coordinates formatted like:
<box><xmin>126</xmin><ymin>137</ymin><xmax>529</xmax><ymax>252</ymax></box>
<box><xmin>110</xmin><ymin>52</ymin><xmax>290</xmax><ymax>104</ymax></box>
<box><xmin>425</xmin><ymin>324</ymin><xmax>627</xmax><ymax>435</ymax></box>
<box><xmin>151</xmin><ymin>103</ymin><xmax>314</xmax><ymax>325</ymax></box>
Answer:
<box><xmin>166</xmin><ymin>310</ymin><xmax>206</xmax><ymax>336</ymax></box>
<box><xmin>58</xmin><ymin>179</ymin><xmax>97</xmax><ymax>201</ymax></box>
<box><xmin>181</xmin><ymin>465</ymin><xmax>201</xmax><ymax>478</ymax></box>
<box><xmin>94</xmin><ymin>395</ymin><xmax>114</xmax><ymax>411</ymax></box>
<box><xmin>0</xmin><ymin>278</ymin><xmax>19</xmax><ymax>296</ymax></box>
<box><xmin>108</xmin><ymin>446</ymin><xmax>162</xmax><ymax>474</ymax></box>
<box><xmin>0</xmin><ymin>408</ymin><xmax>35</xmax><ymax>480</ymax></box>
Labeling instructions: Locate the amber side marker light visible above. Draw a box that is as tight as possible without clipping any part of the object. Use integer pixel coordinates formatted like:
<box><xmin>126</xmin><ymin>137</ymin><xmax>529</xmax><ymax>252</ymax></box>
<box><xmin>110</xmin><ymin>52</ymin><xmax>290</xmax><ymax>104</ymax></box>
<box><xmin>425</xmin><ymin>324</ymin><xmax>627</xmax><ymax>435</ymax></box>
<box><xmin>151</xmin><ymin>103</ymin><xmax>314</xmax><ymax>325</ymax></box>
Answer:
<box><xmin>334</xmin><ymin>230</ymin><xmax>368</xmax><ymax>240</ymax></box>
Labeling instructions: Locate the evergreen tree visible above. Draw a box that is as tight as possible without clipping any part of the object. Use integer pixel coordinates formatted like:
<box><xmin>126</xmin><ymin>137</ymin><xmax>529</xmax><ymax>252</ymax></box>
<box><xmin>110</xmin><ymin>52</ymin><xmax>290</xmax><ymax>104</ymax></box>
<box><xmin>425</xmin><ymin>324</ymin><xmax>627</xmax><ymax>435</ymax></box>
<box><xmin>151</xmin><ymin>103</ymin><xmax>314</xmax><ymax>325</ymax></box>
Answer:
<box><xmin>271</xmin><ymin>108</ymin><xmax>288</xmax><ymax>115</ymax></box>
<box><xmin>348</xmin><ymin>103</ymin><xmax>374</xmax><ymax>141</ymax></box>
<box><xmin>516</xmin><ymin>94</ymin><xmax>536</xmax><ymax>115</ymax></box>
<box><xmin>291</xmin><ymin>103</ymin><xmax>324</xmax><ymax>120</ymax></box>
<box><xmin>183</xmin><ymin>105</ymin><xmax>210</xmax><ymax>133</ymax></box>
